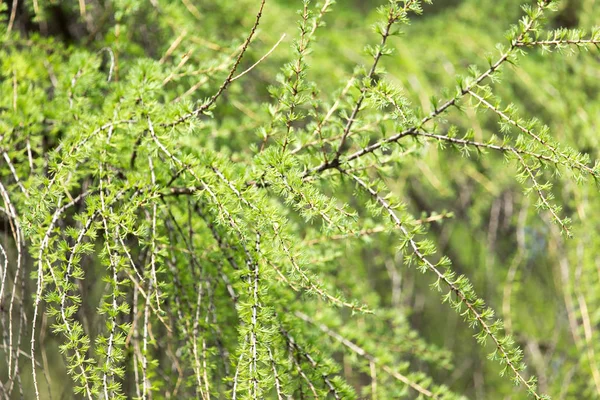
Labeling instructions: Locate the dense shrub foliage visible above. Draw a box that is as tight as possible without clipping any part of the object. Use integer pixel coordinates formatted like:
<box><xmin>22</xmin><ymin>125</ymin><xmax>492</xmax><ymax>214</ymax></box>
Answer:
<box><xmin>1</xmin><ymin>0</ymin><xmax>600</xmax><ymax>398</ymax></box>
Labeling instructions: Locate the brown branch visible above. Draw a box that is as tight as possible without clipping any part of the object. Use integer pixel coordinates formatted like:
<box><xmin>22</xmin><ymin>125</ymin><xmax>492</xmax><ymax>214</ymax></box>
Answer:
<box><xmin>163</xmin><ymin>0</ymin><xmax>267</xmax><ymax>128</ymax></box>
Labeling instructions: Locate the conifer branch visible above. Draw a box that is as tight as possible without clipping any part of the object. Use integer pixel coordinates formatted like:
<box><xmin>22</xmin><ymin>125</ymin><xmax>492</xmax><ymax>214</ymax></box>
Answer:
<box><xmin>512</xmin><ymin>150</ymin><xmax>571</xmax><ymax>236</ymax></box>
<box><xmin>332</xmin><ymin>0</ymin><xmax>416</xmax><ymax>161</ymax></box>
<box><xmin>297</xmin><ymin>74</ymin><xmax>357</xmax><ymax>159</ymax></box>
<box><xmin>348</xmin><ymin>171</ymin><xmax>546</xmax><ymax>399</ymax></box>
<box><xmin>1</xmin><ymin>151</ymin><xmax>28</xmax><ymax>198</ymax></box>
<box><xmin>192</xmin><ymin>281</ymin><xmax>209</xmax><ymax>399</ymax></box>
<box><xmin>303</xmin><ymin>211</ymin><xmax>453</xmax><ymax>246</ymax></box>
<box><xmin>163</xmin><ymin>0</ymin><xmax>267</xmax><ymax>127</ymax></box>
<box><xmin>97</xmin><ymin>127</ymin><xmax>123</xmax><ymax>400</ymax></box>
<box><xmin>516</xmin><ymin>26</ymin><xmax>600</xmax><ymax>48</ymax></box>
<box><xmin>141</xmin><ymin>276</ymin><xmax>152</xmax><ymax>399</ymax></box>
<box><xmin>268</xmin><ymin>347</ymin><xmax>285</xmax><ymax>400</ymax></box>
<box><xmin>272</xmin><ymin>221</ymin><xmax>369</xmax><ymax>312</ymax></box>
<box><xmin>210</xmin><ymin>165</ymin><xmax>368</xmax><ymax>312</ymax></box>
<box><xmin>467</xmin><ymin>89</ymin><xmax>597</xmax><ymax>178</ymax></box>
<box><xmin>267</xmin><ymin>0</ymin><xmax>335</xmax><ymax>153</ymax></box>
<box><xmin>0</xmin><ymin>182</ymin><xmax>23</xmax><ymax>358</ymax></box>
<box><xmin>147</xmin><ymin>155</ymin><xmax>162</xmax><ymax>311</ymax></box>
<box><xmin>307</xmin><ymin>0</ymin><xmax>555</xmax><ymax>177</ymax></box>
<box><xmin>517</xmin><ymin>38</ymin><xmax>600</xmax><ymax>47</ymax></box>
<box><xmin>30</xmin><ymin>191</ymin><xmax>90</xmax><ymax>400</ymax></box>
<box><xmin>248</xmin><ymin>233</ymin><xmax>262</xmax><ymax>399</ymax></box>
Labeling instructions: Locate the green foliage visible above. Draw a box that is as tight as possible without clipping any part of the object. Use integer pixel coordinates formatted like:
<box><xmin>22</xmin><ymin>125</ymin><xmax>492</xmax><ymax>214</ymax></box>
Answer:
<box><xmin>1</xmin><ymin>0</ymin><xmax>600</xmax><ymax>398</ymax></box>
